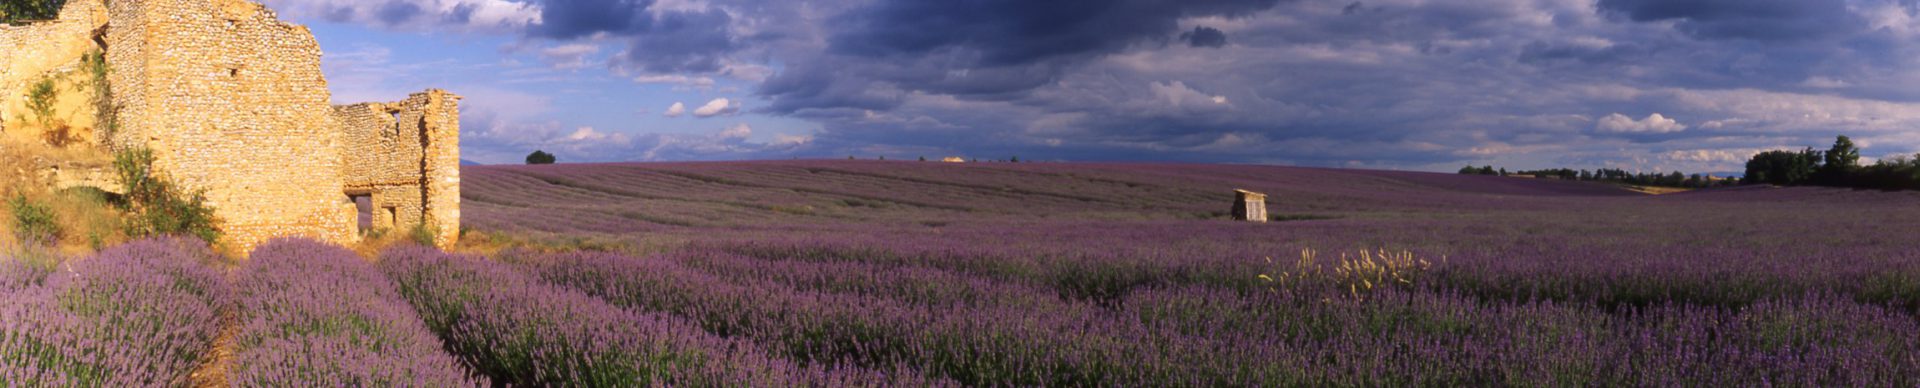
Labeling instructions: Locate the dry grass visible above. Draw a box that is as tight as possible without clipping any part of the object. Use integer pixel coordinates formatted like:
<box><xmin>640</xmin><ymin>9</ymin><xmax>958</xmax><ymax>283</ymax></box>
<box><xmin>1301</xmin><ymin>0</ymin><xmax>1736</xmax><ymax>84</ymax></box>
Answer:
<box><xmin>1260</xmin><ymin>248</ymin><xmax>1439</xmax><ymax>299</ymax></box>
<box><xmin>0</xmin><ymin>139</ymin><xmax>123</xmax><ymax>259</ymax></box>
<box><xmin>446</xmin><ymin>229</ymin><xmax>687</xmax><ymax>258</ymax></box>
<box><xmin>1623</xmin><ymin>185</ymin><xmax>1693</xmax><ymax>195</ymax></box>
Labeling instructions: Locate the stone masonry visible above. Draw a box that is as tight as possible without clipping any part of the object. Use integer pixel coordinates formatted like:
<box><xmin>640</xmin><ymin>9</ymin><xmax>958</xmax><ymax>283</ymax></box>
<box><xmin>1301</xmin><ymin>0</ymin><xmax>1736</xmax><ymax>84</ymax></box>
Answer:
<box><xmin>334</xmin><ymin>90</ymin><xmax>462</xmax><ymax>248</ymax></box>
<box><xmin>0</xmin><ymin>0</ymin><xmax>107</xmax><ymax>141</ymax></box>
<box><xmin>0</xmin><ymin>0</ymin><xmax>462</xmax><ymax>254</ymax></box>
<box><xmin>1232</xmin><ymin>189</ymin><xmax>1267</xmax><ymax>222</ymax></box>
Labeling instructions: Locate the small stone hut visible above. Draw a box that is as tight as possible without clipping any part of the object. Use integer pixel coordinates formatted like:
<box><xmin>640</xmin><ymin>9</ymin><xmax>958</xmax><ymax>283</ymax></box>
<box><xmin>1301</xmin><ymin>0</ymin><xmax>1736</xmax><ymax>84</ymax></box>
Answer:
<box><xmin>1232</xmin><ymin>189</ymin><xmax>1267</xmax><ymax>222</ymax></box>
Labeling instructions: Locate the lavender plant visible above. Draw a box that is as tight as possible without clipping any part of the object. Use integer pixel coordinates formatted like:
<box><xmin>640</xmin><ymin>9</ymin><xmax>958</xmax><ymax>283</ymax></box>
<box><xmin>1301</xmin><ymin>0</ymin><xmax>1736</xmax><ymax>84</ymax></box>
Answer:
<box><xmin>229</xmin><ymin>238</ymin><xmax>485</xmax><ymax>386</ymax></box>
<box><xmin>0</xmin><ymin>238</ymin><xmax>226</xmax><ymax>386</ymax></box>
<box><xmin>378</xmin><ymin>245</ymin><xmax>938</xmax><ymax>386</ymax></box>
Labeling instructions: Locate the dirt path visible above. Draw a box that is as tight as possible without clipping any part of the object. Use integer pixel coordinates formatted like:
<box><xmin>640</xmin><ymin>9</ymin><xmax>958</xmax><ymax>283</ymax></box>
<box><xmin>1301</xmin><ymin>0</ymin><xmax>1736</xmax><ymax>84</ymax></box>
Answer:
<box><xmin>189</xmin><ymin>277</ymin><xmax>239</xmax><ymax>387</ymax></box>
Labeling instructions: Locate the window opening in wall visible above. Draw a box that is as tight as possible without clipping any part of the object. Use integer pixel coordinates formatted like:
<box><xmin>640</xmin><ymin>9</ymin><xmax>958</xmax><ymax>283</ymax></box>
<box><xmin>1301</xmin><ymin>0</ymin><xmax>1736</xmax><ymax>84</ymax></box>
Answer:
<box><xmin>351</xmin><ymin>195</ymin><xmax>373</xmax><ymax>233</ymax></box>
<box><xmin>382</xmin><ymin>206</ymin><xmax>398</xmax><ymax>229</ymax></box>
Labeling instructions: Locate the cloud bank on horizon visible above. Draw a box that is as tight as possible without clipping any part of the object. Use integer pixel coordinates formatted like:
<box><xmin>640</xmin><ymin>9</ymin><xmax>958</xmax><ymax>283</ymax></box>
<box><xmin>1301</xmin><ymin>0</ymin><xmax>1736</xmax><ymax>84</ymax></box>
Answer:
<box><xmin>272</xmin><ymin>0</ymin><xmax>1920</xmax><ymax>172</ymax></box>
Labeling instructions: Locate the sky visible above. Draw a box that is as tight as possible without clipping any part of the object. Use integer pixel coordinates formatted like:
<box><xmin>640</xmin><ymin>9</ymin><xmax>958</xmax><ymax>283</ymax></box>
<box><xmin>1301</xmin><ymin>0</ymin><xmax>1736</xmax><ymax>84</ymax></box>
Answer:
<box><xmin>270</xmin><ymin>0</ymin><xmax>1920</xmax><ymax>173</ymax></box>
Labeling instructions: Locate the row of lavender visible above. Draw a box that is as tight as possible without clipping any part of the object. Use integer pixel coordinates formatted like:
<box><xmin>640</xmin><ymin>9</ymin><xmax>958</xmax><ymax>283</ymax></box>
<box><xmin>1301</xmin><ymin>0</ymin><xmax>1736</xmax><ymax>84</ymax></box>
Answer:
<box><xmin>701</xmin><ymin>216</ymin><xmax>1920</xmax><ymax>310</ymax></box>
<box><xmin>375</xmin><ymin>245</ymin><xmax>940</xmax><ymax>386</ymax></box>
<box><xmin>5</xmin><ymin>238</ymin><xmax>936</xmax><ymax>386</ymax></box>
<box><xmin>230</xmin><ymin>240</ymin><xmax>482</xmax><ymax>386</ymax></box>
<box><xmin>0</xmin><ymin>240</ymin><xmax>227</xmax><ymax>386</ymax></box>
<box><xmin>511</xmin><ymin>247</ymin><xmax>1920</xmax><ymax>386</ymax></box>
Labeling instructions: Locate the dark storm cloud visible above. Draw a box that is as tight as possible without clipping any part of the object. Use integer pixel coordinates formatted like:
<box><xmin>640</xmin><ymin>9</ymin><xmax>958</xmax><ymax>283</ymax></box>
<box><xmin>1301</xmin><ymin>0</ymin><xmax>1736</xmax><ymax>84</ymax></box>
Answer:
<box><xmin>615</xmin><ymin>9</ymin><xmax>736</xmax><ymax>73</ymax></box>
<box><xmin>519</xmin><ymin>0</ymin><xmax>747</xmax><ymax>74</ymax></box>
<box><xmin>757</xmin><ymin>0</ymin><xmax>1283</xmax><ymax>114</ymax></box>
<box><xmin>829</xmin><ymin>0</ymin><xmax>1280</xmax><ymax>65</ymax></box>
<box><xmin>1182</xmin><ymin>26</ymin><xmax>1229</xmax><ymax>48</ymax></box>
<box><xmin>292</xmin><ymin>0</ymin><xmax>1920</xmax><ymax>171</ymax></box>
<box><xmin>529</xmin><ymin>0</ymin><xmax>652</xmax><ymax>39</ymax></box>
<box><xmin>1517</xmin><ymin>41</ymin><xmax>1648</xmax><ymax>65</ymax></box>
<box><xmin>375</xmin><ymin>2</ymin><xmax>422</xmax><ymax>25</ymax></box>
<box><xmin>757</xmin><ymin>61</ymin><xmax>908</xmax><ymax>115</ymax></box>
<box><xmin>1595</xmin><ymin>0</ymin><xmax>1864</xmax><ymax>41</ymax></box>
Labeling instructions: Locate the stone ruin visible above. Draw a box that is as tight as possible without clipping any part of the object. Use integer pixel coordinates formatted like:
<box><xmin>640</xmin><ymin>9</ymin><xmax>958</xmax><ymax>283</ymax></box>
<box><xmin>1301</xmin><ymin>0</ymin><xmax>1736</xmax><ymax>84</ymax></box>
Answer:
<box><xmin>0</xmin><ymin>0</ymin><xmax>461</xmax><ymax>254</ymax></box>
<box><xmin>1232</xmin><ymin>189</ymin><xmax>1267</xmax><ymax>222</ymax></box>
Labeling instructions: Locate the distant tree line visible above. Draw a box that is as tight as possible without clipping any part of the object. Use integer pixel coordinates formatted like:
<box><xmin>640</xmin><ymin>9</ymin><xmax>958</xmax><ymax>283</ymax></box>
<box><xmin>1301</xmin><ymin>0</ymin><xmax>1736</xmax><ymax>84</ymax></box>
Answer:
<box><xmin>1458</xmin><ymin>165</ymin><xmax>1734</xmax><ymax>189</ymax></box>
<box><xmin>1744</xmin><ymin>135</ymin><xmax>1920</xmax><ymax>190</ymax></box>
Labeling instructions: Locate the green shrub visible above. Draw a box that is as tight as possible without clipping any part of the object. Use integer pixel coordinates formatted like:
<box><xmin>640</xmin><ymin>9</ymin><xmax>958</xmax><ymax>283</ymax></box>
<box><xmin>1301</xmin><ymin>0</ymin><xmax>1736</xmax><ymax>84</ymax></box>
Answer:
<box><xmin>83</xmin><ymin>50</ymin><xmax>116</xmax><ymax>141</ymax></box>
<box><xmin>25</xmin><ymin>76</ymin><xmax>56</xmax><ymax>128</ymax></box>
<box><xmin>9</xmin><ymin>194</ymin><xmax>59</xmax><ymax>245</ymax></box>
<box><xmin>408</xmin><ymin>223</ymin><xmax>437</xmax><ymax>249</ymax></box>
<box><xmin>114</xmin><ymin>148</ymin><xmax>221</xmax><ymax>245</ymax></box>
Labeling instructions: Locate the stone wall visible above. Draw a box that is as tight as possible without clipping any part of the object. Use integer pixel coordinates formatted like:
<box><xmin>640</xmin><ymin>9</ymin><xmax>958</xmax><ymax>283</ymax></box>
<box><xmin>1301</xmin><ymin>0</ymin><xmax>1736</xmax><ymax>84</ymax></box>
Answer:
<box><xmin>102</xmin><ymin>0</ymin><xmax>357</xmax><ymax>254</ymax></box>
<box><xmin>1233</xmin><ymin>189</ymin><xmax>1267</xmax><ymax>222</ymax></box>
<box><xmin>1</xmin><ymin>0</ymin><xmax>463</xmax><ymax>255</ymax></box>
<box><xmin>0</xmin><ymin>0</ymin><xmax>107</xmax><ymax>143</ymax></box>
<box><xmin>334</xmin><ymin>89</ymin><xmax>462</xmax><ymax>248</ymax></box>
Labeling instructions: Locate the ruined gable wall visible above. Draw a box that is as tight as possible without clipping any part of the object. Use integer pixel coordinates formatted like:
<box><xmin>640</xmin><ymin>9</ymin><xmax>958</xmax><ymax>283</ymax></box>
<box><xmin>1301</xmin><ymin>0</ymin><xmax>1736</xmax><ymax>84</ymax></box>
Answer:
<box><xmin>0</xmin><ymin>0</ymin><xmax>106</xmax><ymax>139</ymax></box>
<box><xmin>336</xmin><ymin>89</ymin><xmax>461</xmax><ymax>247</ymax></box>
<box><xmin>104</xmin><ymin>0</ymin><xmax>355</xmax><ymax>254</ymax></box>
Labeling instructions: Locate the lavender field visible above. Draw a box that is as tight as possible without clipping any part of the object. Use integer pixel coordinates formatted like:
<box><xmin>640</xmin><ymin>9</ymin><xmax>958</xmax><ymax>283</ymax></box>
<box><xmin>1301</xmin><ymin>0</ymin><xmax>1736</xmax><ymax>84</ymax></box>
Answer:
<box><xmin>463</xmin><ymin>160</ymin><xmax>1920</xmax><ymax>385</ymax></box>
<box><xmin>6</xmin><ymin>160</ymin><xmax>1920</xmax><ymax>385</ymax></box>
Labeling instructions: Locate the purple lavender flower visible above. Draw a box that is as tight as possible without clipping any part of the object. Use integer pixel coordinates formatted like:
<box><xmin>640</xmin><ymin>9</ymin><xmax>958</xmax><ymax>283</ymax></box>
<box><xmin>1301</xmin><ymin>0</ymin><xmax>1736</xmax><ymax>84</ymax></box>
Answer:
<box><xmin>229</xmin><ymin>238</ymin><xmax>486</xmax><ymax>386</ymax></box>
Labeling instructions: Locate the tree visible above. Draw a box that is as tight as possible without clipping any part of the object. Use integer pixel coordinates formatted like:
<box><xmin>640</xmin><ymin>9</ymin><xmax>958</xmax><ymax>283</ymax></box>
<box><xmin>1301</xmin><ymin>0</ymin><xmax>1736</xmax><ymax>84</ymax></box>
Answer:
<box><xmin>1010</xmin><ymin>156</ymin><xmax>1020</xmax><ymax>163</ymax></box>
<box><xmin>1744</xmin><ymin>148</ymin><xmax>1819</xmax><ymax>185</ymax></box>
<box><xmin>1817</xmin><ymin>135</ymin><xmax>1860</xmax><ymax>184</ymax></box>
<box><xmin>919</xmin><ymin>156</ymin><xmax>926</xmax><ymax>162</ymax></box>
<box><xmin>525</xmin><ymin>150</ymin><xmax>556</xmax><ymax>165</ymax></box>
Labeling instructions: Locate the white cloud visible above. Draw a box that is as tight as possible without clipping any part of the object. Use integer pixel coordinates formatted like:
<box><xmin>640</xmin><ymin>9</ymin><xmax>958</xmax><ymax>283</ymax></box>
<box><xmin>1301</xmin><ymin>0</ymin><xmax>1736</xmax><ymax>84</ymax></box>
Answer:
<box><xmin>1150</xmin><ymin>81</ymin><xmax>1231</xmax><ymax>107</ymax></box>
<box><xmin>719</xmin><ymin>123</ymin><xmax>752</xmax><ymax>139</ymax></box>
<box><xmin>664</xmin><ymin>102</ymin><xmax>686</xmax><ymax>118</ymax></box>
<box><xmin>566</xmin><ymin>127</ymin><xmax>618</xmax><ymax>141</ymax></box>
<box><xmin>539</xmin><ymin>43</ymin><xmax>600</xmax><ymax>70</ymax></box>
<box><xmin>693</xmin><ymin>98</ymin><xmax>740</xmax><ymax>117</ymax></box>
<box><xmin>1801</xmin><ymin>76</ymin><xmax>1850</xmax><ymax>89</ymax></box>
<box><xmin>261</xmin><ymin>0</ymin><xmax>540</xmax><ymax>32</ymax></box>
<box><xmin>1595</xmin><ymin>113</ymin><xmax>1687</xmax><ymax>133</ymax></box>
<box><xmin>772</xmin><ymin>134</ymin><xmax>813</xmax><ymax>146</ymax></box>
<box><xmin>634</xmin><ymin>75</ymin><xmax>717</xmax><ymax>87</ymax></box>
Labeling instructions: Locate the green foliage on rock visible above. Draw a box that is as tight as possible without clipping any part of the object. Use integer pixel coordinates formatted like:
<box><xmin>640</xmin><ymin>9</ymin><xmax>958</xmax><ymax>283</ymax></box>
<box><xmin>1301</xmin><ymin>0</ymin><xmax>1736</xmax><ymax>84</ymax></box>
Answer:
<box><xmin>83</xmin><ymin>50</ymin><xmax>116</xmax><ymax>142</ymax></box>
<box><xmin>9</xmin><ymin>194</ymin><xmax>59</xmax><ymax>245</ymax></box>
<box><xmin>113</xmin><ymin>148</ymin><xmax>221</xmax><ymax>245</ymax></box>
<box><xmin>25</xmin><ymin>76</ymin><xmax>56</xmax><ymax>129</ymax></box>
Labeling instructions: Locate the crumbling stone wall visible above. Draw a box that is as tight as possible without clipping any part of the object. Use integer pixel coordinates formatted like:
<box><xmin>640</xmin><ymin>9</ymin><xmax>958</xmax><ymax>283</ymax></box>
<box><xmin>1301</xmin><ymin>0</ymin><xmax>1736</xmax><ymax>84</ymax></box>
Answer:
<box><xmin>100</xmin><ymin>0</ymin><xmax>357</xmax><ymax>254</ymax></box>
<box><xmin>1</xmin><ymin>0</ymin><xmax>462</xmax><ymax>255</ymax></box>
<box><xmin>0</xmin><ymin>0</ymin><xmax>106</xmax><ymax>142</ymax></box>
<box><xmin>334</xmin><ymin>90</ymin><xmax>462</xmax><ymax>248</ymax></box>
